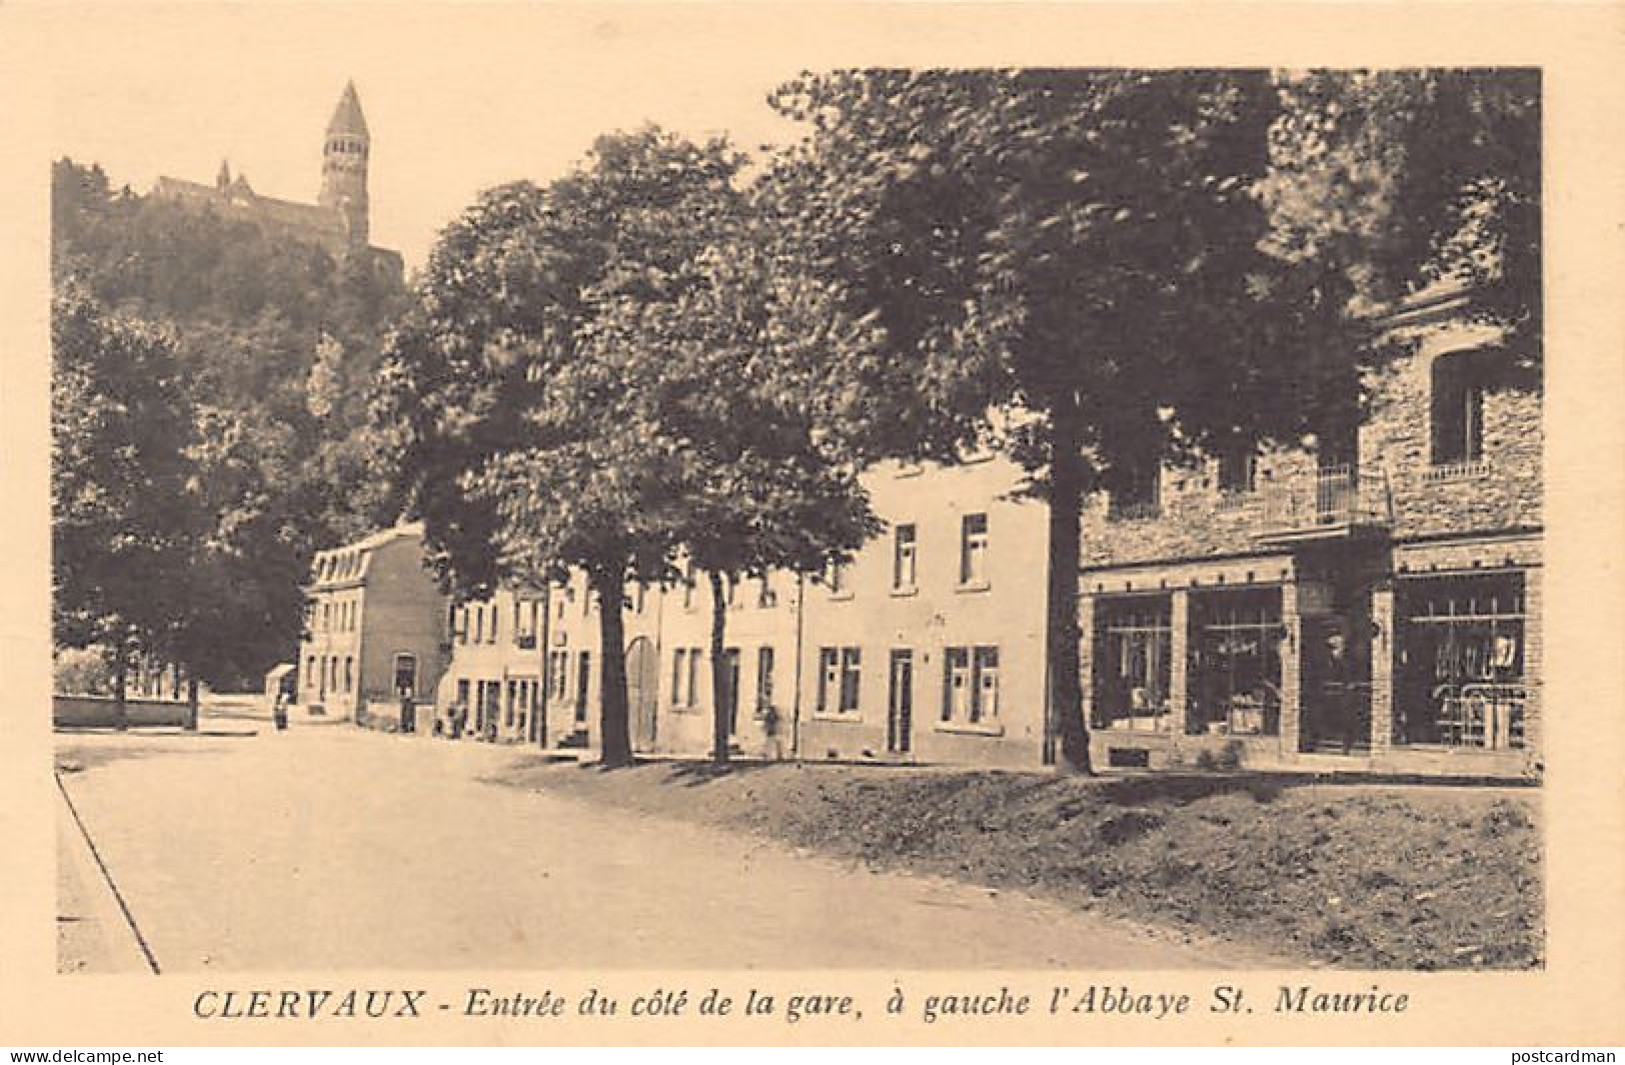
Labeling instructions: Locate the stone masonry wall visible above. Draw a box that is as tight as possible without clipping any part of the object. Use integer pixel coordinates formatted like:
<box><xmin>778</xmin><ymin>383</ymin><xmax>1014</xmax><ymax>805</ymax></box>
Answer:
<box><xmin>1081</xmin><ymin>446</ymin><xmax>1320</xmax><ymax>568</ymax></box>
<box><xmin>1362</xmin><ymin>322</ymin><xmax>1543</xmax><ymax>541</ymax></box>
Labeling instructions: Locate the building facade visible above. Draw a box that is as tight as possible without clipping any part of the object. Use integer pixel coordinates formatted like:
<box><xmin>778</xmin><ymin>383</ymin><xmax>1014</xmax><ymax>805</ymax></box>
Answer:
<box><xmin>296</xmin><ymin>523</ymin><xmax>450</xmax><ymax>724</ymax></box>
<box><xmin>435</xmin><ymin>588</ymin><xmax>548</xmax><ymax>742</ymax></box>
<box><xmin>412</xmin><ymin>287</ymin><xmax>1541</xmax><ymax>780</ymax></box>
<box><xmin>1078</xmin><ymin>285</ymin><xmax>1541</xmax><ymax>779</ymax></box>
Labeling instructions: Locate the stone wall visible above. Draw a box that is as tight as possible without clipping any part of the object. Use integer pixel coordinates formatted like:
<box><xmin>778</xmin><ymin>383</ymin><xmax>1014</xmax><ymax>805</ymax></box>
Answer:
<box><xmin>1081</xmin><ymin>447</ymin><xmax>1321</xmax><ymax>568</ymax></box>
<box><xmin>1362</xmin><ymin>325</ymin><xmax>1542</xmax><ymax>541</ymax></box>
<box><xmin>53</xmin><ymin>695</ymin><xmax>192</xmax><ymax>729</ymax></box>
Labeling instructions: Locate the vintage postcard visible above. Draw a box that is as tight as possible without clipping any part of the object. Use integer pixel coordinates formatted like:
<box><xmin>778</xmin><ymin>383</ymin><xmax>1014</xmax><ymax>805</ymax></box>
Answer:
<box><xmin>2</xmin><ymin>1</ymin><xmax>1623</xmax><ymax>1049</ymax></box>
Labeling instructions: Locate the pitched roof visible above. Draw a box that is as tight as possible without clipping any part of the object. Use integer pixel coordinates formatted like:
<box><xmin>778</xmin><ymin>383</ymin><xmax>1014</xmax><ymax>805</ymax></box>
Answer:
<box><xmin>326</xmin><ymin>80</ymin><xmax>369</xmax><ymax>137</ymax></box>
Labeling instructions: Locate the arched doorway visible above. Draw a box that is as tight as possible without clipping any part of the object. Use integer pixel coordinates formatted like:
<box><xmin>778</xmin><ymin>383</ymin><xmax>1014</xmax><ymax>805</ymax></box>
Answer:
<box><xmin>626</xmin><ymin>636</ymin><xmax>658</xmax><ymax>751</ymax></box>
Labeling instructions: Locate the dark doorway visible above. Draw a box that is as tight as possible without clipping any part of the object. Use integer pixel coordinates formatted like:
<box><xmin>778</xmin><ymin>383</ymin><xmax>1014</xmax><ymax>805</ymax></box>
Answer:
<box><xmin>627</xmin><ymin>636</ymin><xmax>658</xmax><ymax>751</ymax></box>
<box><xmin>720</xmin><ymin>648</ymin><xmax>741</xmax><ymax>736</ymax></box>
<box><xmin>887</xmin><ymin>649</ymin><xmax>914</xmax><ymax>754</ymax></box>
<box><xmin>1299</xmin><ymin>614</ymin><xmax>1373</xmax><ymax>754</ymax></box>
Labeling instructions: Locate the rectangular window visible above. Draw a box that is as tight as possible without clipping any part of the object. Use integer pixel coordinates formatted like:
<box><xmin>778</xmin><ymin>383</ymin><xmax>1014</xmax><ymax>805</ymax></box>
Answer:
<box><xmin>1188</xmin><ymin>589</ymin><xmax>1284</xmax><ymax>737</ymax></box>
<box><xmin>827</xmin><ymin>560</ymin><xmax>849</xmax><ymax>596</ymax></box>
<box><xmin>515</xmin><ymin>598</ymin><xmax>538</xmax><ymax>648</ymax></box>
<box><xmin>488</xmin><ymin>602</ymin><xmax>498</xmax><ymax>643</ymax></box>
<box><xmin>942</xmin><ymin>647</ymin><xmax>971</xmax><ymax>722</ymax></box>
<box><xmin>1109</xmin><ymin>466</ymin><xmax>1162</xmax><ymax>520</ymax></box>
<box><xmin>547</xmin><ymin>651</ymin><xmax>570</xmax><ymax>706</ymax></box>
<box><xmin>1432</xmin><ymin>351</ymin><xmax>1488</xmax><ymax>466</ymax></box>
<box><xmin>839</xmin><ymin>647</ymin><xmax>862</xmax><ymax>713</ymax></box>
<box><xmin>575</xmin><ymin>651</ymin><xmax>591</xmax><ymax>723</ymax></box>
<box><xmin>473</xmin><ymin>605</ymin><xmax>484</xmax><ymax>644</ymax></box>
<box><xmin>973</xmin><ymin>647</ymin><xmax>1000</xmax><ymax>722</ymax></box>
<box><xmin>893</xmin><ymin>523</ymin><xmax>918</xmax><ymax>591</ymax></box>
<box><xmin>683</xmin><ymin>562</ymin><xmax>696</xmax><ymax>610</ymax></box>
<box><xmin>1092</xmin><ymin>597</ymin><xmax>1174</xmax><ymax>732</ymax></box>
<box><xmin>725</xmin><ymin>574</ymin><xmax>738</xmax><ymax>607</ymax></box>
<box><xmin>671</xmin><ymin>649</ymin><xmax>686</xmax><ymax>705</ymax></box>
<box><xmin>959</xmin><ymin>513</ymin><xmax>989</xmax><ymax>585</ymax></box>
<box><xmin>392</xmin><ymin>653</ymin><xmax>417</xmax><ymax>696</ymax></box>
<box><xmin>1218</xmin><ymin>448</ymin><xmax>1257</xmax><ymax>494</ymax></box>
<box><xmin>942</xmin><ymin>646</ymin><xmax>1000</xmax><ymax>724</ymax></box>
<box><xmin>1395</xmin><ymin>573</ymin><xmax>1526</xmax><ymax>750</ymax></box>
<box><xmin>686</xmin><ymin>648</ymin><xmax>701</xmax><ymax>707</ymax></box>
<box><xmin>344</xmin><ymin>656</ymin><xmax>354</xmax><ymax>693</ymax></box>
<box><xmin>758</xmin><ymin>574</ymin><xmax>777</xmax><ymax>608</ymax></box>
<box><xmin>817</xmin><ymin>648</ymin><xmax>838</xmax><ymax>714</ymax></box>
<box><xmin>456</xmin><ymin>678</ymin><xmax>470</xmax><ymax>709</ymax></box>
<box><xmin>756</xmin><ymin>646</ymin><xmax>776</xmax><ymax>710</ymax></box>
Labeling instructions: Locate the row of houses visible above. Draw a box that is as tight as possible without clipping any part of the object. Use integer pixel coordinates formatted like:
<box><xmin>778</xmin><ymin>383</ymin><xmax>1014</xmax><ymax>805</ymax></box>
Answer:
<box><xmin>296</xmin><ymin>285</ymin><xmax>1542</xmax><ymax>779</ymax></box>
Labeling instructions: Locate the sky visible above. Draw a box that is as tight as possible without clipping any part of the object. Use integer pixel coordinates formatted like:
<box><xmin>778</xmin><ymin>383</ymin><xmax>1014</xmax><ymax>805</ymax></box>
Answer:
<box><xmin>36</xmin><ymin>5</ymin><xmax>822</xmax><ymax>271</ymax></box>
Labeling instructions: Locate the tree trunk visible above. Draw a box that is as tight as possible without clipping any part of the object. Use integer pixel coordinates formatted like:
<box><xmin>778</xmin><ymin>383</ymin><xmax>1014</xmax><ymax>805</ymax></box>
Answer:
<box><xmin>1048</xmin><ymin>400</ymin><xmax>1094</xmax><ymax>775</ymax></box>
<box><xmin>591</xmin><ymin>566</ymin><xmax>634</xmax><ymax>768</ymax></box>
<box><xmin>111</xmin><ymin>640</ymin><xmax>129</xmax><ymax>732</ymax></box>
<box><xmin>707</xmin><ymin>570</ymin><xmax>731</xmax><ymax>766</ymax></box>
<box><xmin>186</xmin><ymin>675</ymin><xmax>200</xmax><ymax>732</ymax></box>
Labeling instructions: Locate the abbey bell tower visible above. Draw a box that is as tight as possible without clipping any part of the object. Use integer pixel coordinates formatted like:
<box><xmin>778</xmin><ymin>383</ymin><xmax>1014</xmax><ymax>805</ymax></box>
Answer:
<box><xmin>318</xmin><ymin>80</ymin><xmax>370</xmax><ymax>248</ymax></box>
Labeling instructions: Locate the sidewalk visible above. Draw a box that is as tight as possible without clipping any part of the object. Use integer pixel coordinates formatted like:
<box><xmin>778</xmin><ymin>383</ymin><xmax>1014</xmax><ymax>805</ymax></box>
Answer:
<box><xmin>56</xmin><ymin>780</ymin><xmax>154</xmax><ymax>974</ymax></box>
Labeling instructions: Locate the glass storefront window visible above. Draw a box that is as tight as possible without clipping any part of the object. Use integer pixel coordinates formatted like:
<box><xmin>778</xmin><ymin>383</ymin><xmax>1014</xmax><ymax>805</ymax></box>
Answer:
<box><xmin>1395</xmin><ymin>572</ymin><xmax>1526</xmax><ymax>749</ymax></box>
<box><xmin>1092</xmin><ymin>596</ymin><xmax>1173</xmax><ymax>732</ymax></box>
<box><xmin>1188</xmin><ymin>588</ymin><xmax>1283</xmax><ymax>737</ymax></box>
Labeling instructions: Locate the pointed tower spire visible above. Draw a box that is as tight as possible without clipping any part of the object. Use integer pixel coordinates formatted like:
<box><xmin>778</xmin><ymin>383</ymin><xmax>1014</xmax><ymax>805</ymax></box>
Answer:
<box><xmin>319</xmin><ymin>80</ymin><xmax>371</xmax><ymax>249</ymax></box>
<box><xmin>216</xmin><ymin>159</ymin><xmax>232</xmax><ymax>191</ymax></box>
<box><xmin>326</xmin><ymin>79</ymin><xmax>369</xmax><ymax>137</ymax></box>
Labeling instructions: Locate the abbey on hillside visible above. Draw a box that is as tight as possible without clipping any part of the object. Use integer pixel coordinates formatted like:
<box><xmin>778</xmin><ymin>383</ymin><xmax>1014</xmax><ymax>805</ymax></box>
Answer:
<box><xmin>152</xmin><ymin>81</ymin><xmax>402</xmax><ymax>278</ymax></box>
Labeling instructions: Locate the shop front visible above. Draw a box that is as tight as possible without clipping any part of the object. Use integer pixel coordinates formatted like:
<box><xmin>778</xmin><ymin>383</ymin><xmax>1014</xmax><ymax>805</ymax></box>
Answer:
<box><xmin>1393</xmin><ymin>572</ymin><xmax>1527</xmax><ymax>753</ymax></box>
<box><xmin>1187</xmin><ymin>587</ymin><xmax>1285</xmax><ymax>741</ymax></box>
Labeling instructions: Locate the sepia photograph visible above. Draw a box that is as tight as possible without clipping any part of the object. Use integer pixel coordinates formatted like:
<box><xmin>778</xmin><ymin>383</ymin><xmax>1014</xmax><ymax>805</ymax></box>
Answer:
<box><xmin>5</xmin><ymin>1</ymin><xmax>1624</xmax><ymax>1050</ymax></box>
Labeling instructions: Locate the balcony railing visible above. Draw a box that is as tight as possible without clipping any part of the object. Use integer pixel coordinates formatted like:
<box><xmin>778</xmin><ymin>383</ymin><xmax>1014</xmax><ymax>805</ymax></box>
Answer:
<box><xmin>1258</xmin><ymin>465</ymin><xmax>1393</xmax><ymax>540</ymax></box>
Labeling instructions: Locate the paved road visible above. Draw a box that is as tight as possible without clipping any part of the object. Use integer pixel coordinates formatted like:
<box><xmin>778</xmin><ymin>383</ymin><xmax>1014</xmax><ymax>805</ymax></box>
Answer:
<box><xmin>57</xmin><ymin>724</ymin><xmax>1258</xmax><ymax>971</ymax></box>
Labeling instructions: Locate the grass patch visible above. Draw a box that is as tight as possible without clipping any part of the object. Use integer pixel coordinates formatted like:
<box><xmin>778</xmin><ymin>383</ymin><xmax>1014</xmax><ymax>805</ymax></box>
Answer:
<box><xmin>486</xmin><ymin>758</ymin><xmax>1542</xmax><ymax>970</ymax></box>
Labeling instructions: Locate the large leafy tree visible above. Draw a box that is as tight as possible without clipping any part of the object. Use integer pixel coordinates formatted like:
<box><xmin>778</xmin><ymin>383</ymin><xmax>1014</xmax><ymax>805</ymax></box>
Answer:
<box><xmin>1259</xmin><ymin>69</ymin><xmax>1541</xmax><ymax>368</ymax></box>
<box><xmin>586</xmin><ymin>179</ymin><xmax>884</xmax><ymax>764</ymax></box>
<box><xmin>52</xmin><ymin>283</ymin><xmax>201</xmax><ymax>723</ymax></box>
<box><xmin>378</xmin><ymin>131</ymin><xmax>728</xmax><ymax>766</ymax></box>
<box><xmin>378</xmin><ymin>127</ymin><xmax>884</xmax><ymax>766</ymax></box>
<box><xmin>167</xmin><ymin>407</ymin><xmax>311</xmax><ymax>710</ymax></box>
<box><xmin>52</xmin><ymin>158</ymin><xmax>410</xmax><ymax>688</ymax></box>
<box><xmin>765</xmin><ymin>70</ymin><xmax>1304</xmax><ymax>772</ymax></box>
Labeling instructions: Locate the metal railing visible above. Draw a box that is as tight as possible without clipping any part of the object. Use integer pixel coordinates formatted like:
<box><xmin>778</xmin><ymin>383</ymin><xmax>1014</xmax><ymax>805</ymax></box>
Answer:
<box><xmin>1259</xmin><ymin>465</ymin><xmax>1393</xmax><ymax>535</ymax></box>
<box><xmin>1427</xmin><ymin>682</ymin><xmax>1527</xmax><ymax>750</ymax></box>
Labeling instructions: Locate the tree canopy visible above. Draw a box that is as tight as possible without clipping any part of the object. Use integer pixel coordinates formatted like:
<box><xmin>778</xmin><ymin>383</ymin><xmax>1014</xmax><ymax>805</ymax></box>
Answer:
<box><xmin>52</xmin><ymin>158</ymin><xmax>410</xmax><ymax>689</ymax></box>
<box><xmin>377</xmin><ymin>127</ymin><xmax>884</xmax><ymax>763</ymax></box>
<box><xmin>51</xmin><ymin>282</ymin><xmax>200</xmax><ymax>713</ymax></box>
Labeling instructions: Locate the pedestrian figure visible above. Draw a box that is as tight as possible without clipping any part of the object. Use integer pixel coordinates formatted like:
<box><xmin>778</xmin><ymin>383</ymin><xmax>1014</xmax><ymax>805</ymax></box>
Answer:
<box><xmin>273</xmin><ymin>691</ymin><xmax>289</xmax><ymax>732</ymax></box>
<box><xmin>761</xmin><ymin>702</ymin><xmax>783</xmax><ymax>760</ymax></box>
<box><xmin>1322</xmin><ymin>629</ymin><xmax>1356</xmax><ymax>753</ymax></box>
